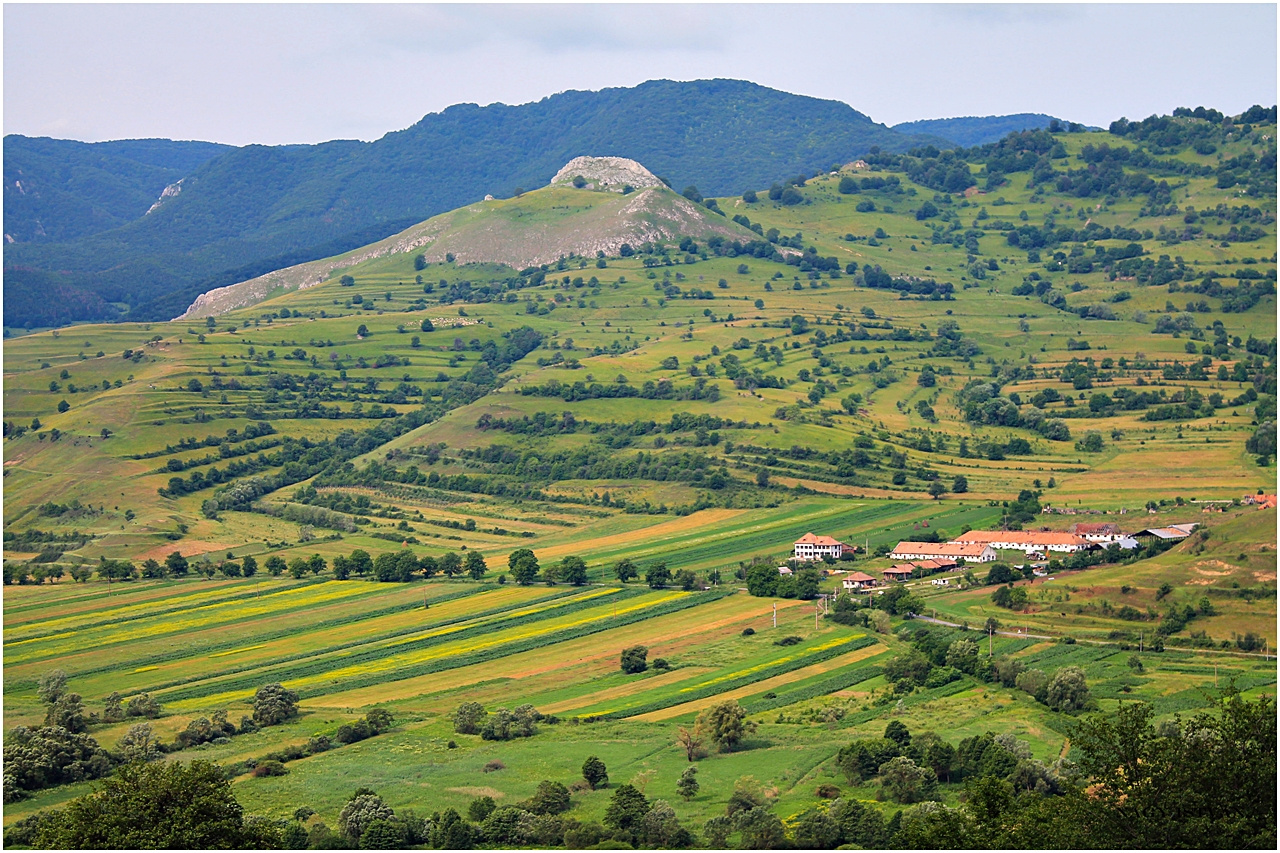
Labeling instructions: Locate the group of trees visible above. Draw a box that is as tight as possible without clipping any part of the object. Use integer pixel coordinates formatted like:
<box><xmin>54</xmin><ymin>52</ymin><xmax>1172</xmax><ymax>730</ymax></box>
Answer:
<box><xmin>3</xmin><ymin>670</ymin><xmax>166</xmax><ymax>803</ymax></box>
<box><xmin>505</xmin><ymin>549</ymin><xmax>590</xmax><ymax>586</ymax></box>
<box><xmin>4</xmin><ymin>675</ymin><xmax>299</xmax><ymax>805</ymax></box>
<box><xmin>450</xmin><ymin>702</ymin><xmax>550</xmax><ymax>741</ymax></box>
<box><xmin>745</xmin><ymin>562</ymin><xmax>821</xmax><ymax>599</ymax></box>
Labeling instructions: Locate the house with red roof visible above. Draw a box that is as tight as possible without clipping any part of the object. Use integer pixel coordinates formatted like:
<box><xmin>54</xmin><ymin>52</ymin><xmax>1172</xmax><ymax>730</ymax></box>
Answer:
<box><xmin>793</xmin><ymin>532</ymin><xmax>847</xmax><ymax>562</ymax></box>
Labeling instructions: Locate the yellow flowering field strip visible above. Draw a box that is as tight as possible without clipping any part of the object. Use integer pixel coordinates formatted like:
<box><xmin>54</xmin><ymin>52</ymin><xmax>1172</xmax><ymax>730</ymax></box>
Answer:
<box><xmin>3</xmin><ymin>578</ymin><xmax>265</xmax><ymax>631</ymax></box>
<box><xmin>151</xmin><ymin>586</ymin><xmax>640</xmax><ymax>707</ymax></box>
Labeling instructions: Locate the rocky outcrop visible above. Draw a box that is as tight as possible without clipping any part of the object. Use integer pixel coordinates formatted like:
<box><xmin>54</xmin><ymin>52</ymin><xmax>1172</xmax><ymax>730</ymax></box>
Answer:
<box><xmin>146</xmin><ymin>179</ymin><xmax>184</xmax><ymax>215</ymax></box>
<box><xmin>550</xmin><ymin>156</ymin><xmax>665</xmax><ymax>192</ymax></box>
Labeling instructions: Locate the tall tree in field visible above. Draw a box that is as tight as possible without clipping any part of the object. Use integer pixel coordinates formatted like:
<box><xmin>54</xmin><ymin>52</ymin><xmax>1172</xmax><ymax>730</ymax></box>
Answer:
<box><xmin>508</xmin><ymin>549</ymin><xmax>539</xmax><ymax>585</ymax></box>
<box><xmin>559</xmin><ymin>555</ymin><xmax>588</xmax><ymax>586</ymax></box>
<box><xmin>464</xmin><ymin>551</ymin><xmax>487</xmax><ymax>580</ymax></box>
<box><xmin>696</xmin><ymin>700</ymin><xmax>755</xmax><ymax>753</ymax></box>
<box><xmin>439</xmin><ymin>552</ymin><xmax>463</xmax><ymax>577</ymax></box>
<box><xmin>582</xmin><ymin>755</ymin><xmax>609</xmax><ymax>790</ymax></box>
<box><xmin>614</xmin><ymin>559</ymin><xmax>638</xmax><ymax>583</ymax></box>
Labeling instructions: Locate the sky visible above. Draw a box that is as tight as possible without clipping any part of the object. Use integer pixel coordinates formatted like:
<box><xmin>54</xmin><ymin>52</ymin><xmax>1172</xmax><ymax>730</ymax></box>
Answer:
<box><xmin>4</xmin><ymin>3</ymin><xmax>1277</xmax><ymax>146</ymax></box>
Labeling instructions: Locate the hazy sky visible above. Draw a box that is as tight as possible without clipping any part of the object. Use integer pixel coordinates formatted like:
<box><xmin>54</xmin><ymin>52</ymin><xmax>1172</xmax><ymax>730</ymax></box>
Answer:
<box><xmin>4</xmin><ymin>3</ymin><xmax>1277</xmax><ymax>146</ymax></box>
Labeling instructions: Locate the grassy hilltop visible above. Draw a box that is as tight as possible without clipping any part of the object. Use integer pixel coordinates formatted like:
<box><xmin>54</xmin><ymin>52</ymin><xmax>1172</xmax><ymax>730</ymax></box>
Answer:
<box><xmin>3</xmin><ymin>111</ymin><xmax>1276</xmax><ymax>845</ymax></box>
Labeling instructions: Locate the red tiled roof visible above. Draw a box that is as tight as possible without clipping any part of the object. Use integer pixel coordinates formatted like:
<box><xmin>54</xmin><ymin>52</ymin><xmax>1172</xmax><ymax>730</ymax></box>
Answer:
<box><xmin>952</xmin><ymin>531</ymin><xmax>1088</xmax><ymax>546</ymax></box>
<box><xmin>891</xmin><ymin>541</ymin><xmax>993</xmax><ymax>558</ymax></box>
<box><xmin>795</xmin><ymin>532</ymin><xmax>846</xmax><ymax>547</ymax></box>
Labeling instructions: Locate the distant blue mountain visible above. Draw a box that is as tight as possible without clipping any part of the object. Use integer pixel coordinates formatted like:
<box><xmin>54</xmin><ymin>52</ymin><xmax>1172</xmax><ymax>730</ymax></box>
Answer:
<box><xmin>892</xmin><ymin>114</ymin><xmax>1094</xmax><ymax>148</ymax></box>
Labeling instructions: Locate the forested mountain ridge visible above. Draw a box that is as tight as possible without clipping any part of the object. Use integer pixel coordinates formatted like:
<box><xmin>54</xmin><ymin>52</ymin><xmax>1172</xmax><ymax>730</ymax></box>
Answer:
<box><xmin>3</xmin><ymin>79</ymin><xmax>948</xmax><ymax>328</ymax></box>
<box><xmin>3</xmin><ymin>136</ymin><xmax>232</xmax><ymax>244</ymax></box>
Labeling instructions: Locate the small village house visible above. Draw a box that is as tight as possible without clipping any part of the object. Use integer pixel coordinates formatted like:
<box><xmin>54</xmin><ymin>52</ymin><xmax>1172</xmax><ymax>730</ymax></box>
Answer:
<box><xmin>842</xmin><ymin>571</ymin><xmax>878</xmax><ymax>591</ymax></box>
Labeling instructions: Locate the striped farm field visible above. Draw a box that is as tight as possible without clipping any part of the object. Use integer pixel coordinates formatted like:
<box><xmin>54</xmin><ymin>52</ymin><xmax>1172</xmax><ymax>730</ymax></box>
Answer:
<box><xmin>307</xmin><ymin>591</ymin><xmax>813</xmax><ymax>712</ymax></box>
<box><xmin>571</xmin><ymin>632</ymin><xmax>881</xmax><ymax>720</ymax></box>
<box><xmin>155</xmin><ymin>587</ymin><xmax>705</xmax><ymax>711</ymax></box>
<box><xmin>0</xmin><ymin>576</ymin><xmax>266</xmax><ymax>626</ymax></box>
<box><xmin>2</xmin><ymin>583</ymin><xmax>567</xmax><ymax>714</ymax></box>
<box><xmin>630</xmin><ymin>642</ymin><xmax>888</xmax><ymax>721</ymax></box>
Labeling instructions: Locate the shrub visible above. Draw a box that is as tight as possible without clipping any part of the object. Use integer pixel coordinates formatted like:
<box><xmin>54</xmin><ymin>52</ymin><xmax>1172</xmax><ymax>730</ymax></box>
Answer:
<box><xmin>251</xmin><ymin>760</ymin><xmax>288</xmax><ymax>778</ymax></box>
<box><xmin>483</xmin><ymin>760</ymin><xmax>506</xmax><ymax>773</ymax></box>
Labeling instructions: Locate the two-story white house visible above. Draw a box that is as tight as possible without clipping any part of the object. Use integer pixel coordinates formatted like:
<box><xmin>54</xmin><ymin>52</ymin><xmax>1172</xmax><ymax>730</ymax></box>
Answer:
<box><xmin>793</xmin><ymin>532</ymin><xmax>847</xmax><ymax>562</ymax></box>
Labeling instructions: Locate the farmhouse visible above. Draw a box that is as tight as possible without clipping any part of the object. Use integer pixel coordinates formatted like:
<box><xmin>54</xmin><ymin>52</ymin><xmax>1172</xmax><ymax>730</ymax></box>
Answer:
<box><xmin>889</xmin><ymin>541</ymin><xmax>997</xmax><ymax>563</ymax></box>
<box><xmin>883</xmin><ymin>566</ymin><xmax>916</xmax><ymax>582</ymax></box>
<box><xmin>842</xmin><ymin>571</ymin><xmax>878</xmax><ymax>591</ymax></box>
<box><xmin>793</xmin><ymin>533</ymin><xmax>847</xmax><ymax>562</ymax></box>
<box><xmin>950</xmin><ymin>530</ymin><xmax>1092</xmax><ymax>554</ymax></box>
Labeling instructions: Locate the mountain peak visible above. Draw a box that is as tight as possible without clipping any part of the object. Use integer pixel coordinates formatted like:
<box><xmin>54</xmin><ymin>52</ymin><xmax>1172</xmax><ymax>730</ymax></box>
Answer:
<box><xmin>549</xmin><ymin>156</ymin><xmax>665</xmax><ymax>192</ymax></box>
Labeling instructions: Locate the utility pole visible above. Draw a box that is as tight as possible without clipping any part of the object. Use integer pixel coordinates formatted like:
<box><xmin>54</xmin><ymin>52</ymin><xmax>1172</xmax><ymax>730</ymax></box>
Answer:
<box><xmin>1139</xmin><ymin>632</ymin><xmax>1143</xmax><ymax>653</ymax></box>
<box><xmin>773</xmin><ymin>602</ymin><xmax>777</xmax><ymax>628</ymax></box>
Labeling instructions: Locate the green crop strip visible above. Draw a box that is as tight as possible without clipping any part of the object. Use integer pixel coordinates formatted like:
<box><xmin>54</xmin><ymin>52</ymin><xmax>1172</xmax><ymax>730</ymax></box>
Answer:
<box><xmin>594</xmin><ymin>633</ymin><xmax>877</xmax><ymax>720</ymax></box>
